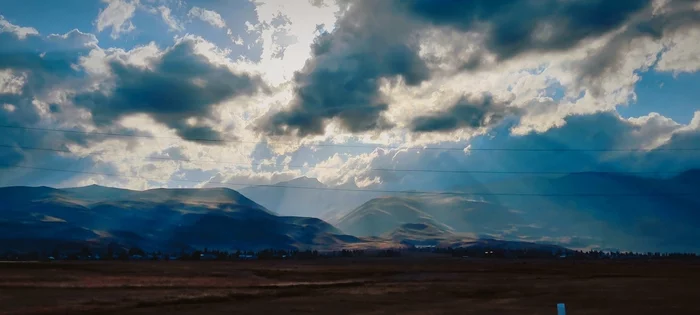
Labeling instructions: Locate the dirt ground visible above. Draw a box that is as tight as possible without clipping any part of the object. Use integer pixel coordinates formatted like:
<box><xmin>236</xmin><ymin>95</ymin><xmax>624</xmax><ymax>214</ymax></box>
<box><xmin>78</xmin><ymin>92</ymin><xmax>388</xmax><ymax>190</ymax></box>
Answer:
<box><xmin>1</xmin><ymin>257</ymin><xmax>699</xmax><ymax>315</ymax></box>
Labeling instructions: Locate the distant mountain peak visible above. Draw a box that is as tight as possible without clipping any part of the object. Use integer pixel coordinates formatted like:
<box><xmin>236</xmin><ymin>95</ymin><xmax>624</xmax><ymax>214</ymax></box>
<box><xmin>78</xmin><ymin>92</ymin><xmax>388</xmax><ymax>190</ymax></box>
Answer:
<box><xmin>400</xmin><ymin>223</ymin><xmax>434</xmax><ymax>231</ymax></box>
<box><xmin>63</xmin><ymin>184</ymin><xmax>132</xmax><ymax>193</ymax></box>
<box><xmin>389</xmin><ymin>222</ymin><xmax>453</xmax><ymax>235</ymax></box>
<box><xmin>72</xmin><ymin>184</ymin><xmax>128</xmax><ymax>190</ymax></box>
<box><xmin>336</xmin><ymin>180</ymin><xmax>359</xmax><ymax>190</ymax></box>
<box><xmin>278</xmin><ymin>176</ymin><xmax>326</xmax><ymax>188</ymax></box>
<box><xmin>0</xmin><ymin>185</ymin><xmax>357</xmax><ymax>252</ymax></box>
<box><xmin>674</xmin><ymin>169</ymin><xmax>700</xmax><ymax>181</ymax></box>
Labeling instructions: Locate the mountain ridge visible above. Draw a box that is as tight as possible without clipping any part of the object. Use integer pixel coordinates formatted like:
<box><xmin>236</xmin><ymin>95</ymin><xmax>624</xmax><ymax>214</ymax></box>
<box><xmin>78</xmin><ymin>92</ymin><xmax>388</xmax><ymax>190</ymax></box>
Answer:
<box><xmin>2</xmin><ymin>169</ymin><xmax>698</xmax><ymax>253</ymax></box>
<box><xmin>240</xmin><ymin>177</ymin><xmax>379</xmax><ymax>218</ymax></box>
<box><xmin>336</xmin><ymin>170</ymin><xmax>700</xmax><ymax>252</ymax></box>
<box><xmin>0</xmin><ymin>184</ymin><xmax>579</xmax><ymax>254</ymax></box>
<box><xmin>0</xmin><ymin>185</ymin><xmax>354</xmax><ymax>252</ymax></box>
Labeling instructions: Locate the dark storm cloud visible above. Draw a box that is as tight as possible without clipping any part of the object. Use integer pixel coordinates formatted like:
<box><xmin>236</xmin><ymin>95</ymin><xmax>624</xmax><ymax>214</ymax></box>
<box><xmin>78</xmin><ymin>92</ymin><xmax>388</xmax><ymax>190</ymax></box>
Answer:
<box><xmin>257</xmin><ymin>1</ymin><xmax>430</xmax><ymax>137</ymax></box>
<box><xmin>576</xmin><ymin>0</ymin><xmax>700</xmax><ymax>94</ymax></box>
<box><xmin>395</xmin><ymin>0</ymin><xmax>652</xmax><ymax>60</ymax></box>
<box><xmin>0</xmin><ymin>28</ymin><xmax>96</xmax><ymax>136</ymax></box>
<box><xmin>74</xmin><ymin>38</ymin><xmax>266</xmax><ymax>144</ymax></box>
<box><xmin>0</xmin><ymin>29</ymin><xmax>95</xmax><ymax>100</ymax></box>
<box><xmin>411</xmin><ymin>94</ymin><xmax>515</xmax><ymax>133</ymax></box>
<box><xmin>391</xmin><ymin>0</ymin><xmax>700</xmax><ymax>95</ymax></box>
<box><xmin>173</xmin><ymin>123</ymin><xmax>224</xmax><ymax>142</ymax></box>
<box><xmin>257</xmin><ymin>0</ymin><xmax>669</xmax><ymax>138</ymax></box>
<box><xmin>362</xmin><ymin>112</ymin><xmax>700</xmax><ymax>192</ymax></box>
<box><xmin>0</xmin><ymin>25</ymin><xmax>159</xmax><ymax>188</ymax></box>
<box><xmin>0</xmin><ymin>28</ymin><xmax>98</xmax><ymax>170</ymax></box>
<box><xmin>0</xmin><ymin>28</ymin><xmax>95</xmax><ymax>71</ymax></box>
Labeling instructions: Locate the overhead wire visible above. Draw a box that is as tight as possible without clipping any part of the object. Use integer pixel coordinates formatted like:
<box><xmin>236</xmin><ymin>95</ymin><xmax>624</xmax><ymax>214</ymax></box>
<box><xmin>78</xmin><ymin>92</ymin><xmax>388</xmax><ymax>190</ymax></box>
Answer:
<box><xmin>0</xmin><ymin>143</ymin><xmax>687</xmax><ymax>176</ymax></box>
<box><xmin>2</xmin><ymin>124</ymin><xmax>700</xmax><ymax>152</ymax></box>
<box><xmin>0</xmin><ymin>163</ymin><xmax>695</xmax><ymax>197</ymax></box>
<box><xmin>1</xmin><ymin>123</ymin><xmax>696</xmax><ymax>192</ymax></box>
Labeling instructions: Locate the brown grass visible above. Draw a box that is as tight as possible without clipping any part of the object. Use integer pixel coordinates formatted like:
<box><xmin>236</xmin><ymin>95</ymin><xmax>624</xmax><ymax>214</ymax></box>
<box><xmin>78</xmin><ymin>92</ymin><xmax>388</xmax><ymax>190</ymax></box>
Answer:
<box><xmin>1</xmin><ymin>258</ymin><xmax>699</xmax><ymax>314</ymax></box>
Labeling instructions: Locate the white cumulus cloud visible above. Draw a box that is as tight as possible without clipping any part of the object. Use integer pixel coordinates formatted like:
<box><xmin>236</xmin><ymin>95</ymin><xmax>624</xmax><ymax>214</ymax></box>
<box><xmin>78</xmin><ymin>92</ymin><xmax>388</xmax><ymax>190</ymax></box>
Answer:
<box><xmin>95</xmin><ymin>0</ymin><xmax>138</xmax><ymax>39</ymax></box>
<box><xmin>158</xmin><ymin>5</ymin><xmax>184</xmax><ymax>32</ymax></box>
<box><xmin>188</xmin><ymin>6</ymin><xmax>226</xmax><ymax>28</ymax></box>
<box><xmin>0</xmin><ymin>15</ymin><xmax>39</xmax><ymax>39</ymax></box>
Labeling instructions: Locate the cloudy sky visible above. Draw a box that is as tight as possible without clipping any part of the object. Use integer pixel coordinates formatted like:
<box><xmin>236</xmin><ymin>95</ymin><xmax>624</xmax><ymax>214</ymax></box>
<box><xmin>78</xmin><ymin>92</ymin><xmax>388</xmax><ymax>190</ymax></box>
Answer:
<box><xmin>1</xmin><ymin>0</ymin><xmax>699</xmax><ymax>191</ymax></box>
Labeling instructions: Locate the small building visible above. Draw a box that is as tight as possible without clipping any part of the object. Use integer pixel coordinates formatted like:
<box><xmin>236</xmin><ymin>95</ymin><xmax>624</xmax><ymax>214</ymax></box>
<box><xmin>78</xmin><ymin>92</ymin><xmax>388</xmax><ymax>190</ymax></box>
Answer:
<box><xmin>200</xmin><ymin>253</ymin><xmax>218</xmax><ymax>260</ymax></box>
<box><xmin>239</xmin><ymin>254</ymin><xmax>257</xmax><ymax>260</ymax></box>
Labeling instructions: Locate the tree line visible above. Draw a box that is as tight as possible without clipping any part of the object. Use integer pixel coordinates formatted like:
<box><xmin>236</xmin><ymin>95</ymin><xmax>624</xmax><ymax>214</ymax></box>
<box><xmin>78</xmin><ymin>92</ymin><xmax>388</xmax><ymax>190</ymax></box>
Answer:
<box><xmin>0</xmin><ymin>244</ymin><xmax>697</xmax><ymax>261</ymax></box>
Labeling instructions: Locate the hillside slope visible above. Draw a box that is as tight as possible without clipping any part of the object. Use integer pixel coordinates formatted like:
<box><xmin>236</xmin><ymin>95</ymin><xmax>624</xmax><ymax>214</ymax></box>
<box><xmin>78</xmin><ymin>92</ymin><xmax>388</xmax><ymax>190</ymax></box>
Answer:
<box><xmin>239</xmin><ymin>177</ymin><xmax>380</xmax><ymax>218</ymax></box>
<box><xmin>0</xmin><ymin>185</ymin><xmax>356</xmax><ymax>252</ymax></box>
<box><xmin>339</xmin><ymin>171</ymin><xmax>700</xmax><ymax>252</ymax></box>
<box><xmin>336</xmin><ymin>194</ymin><xmax>522</xmax><ymax>237</ymax></box>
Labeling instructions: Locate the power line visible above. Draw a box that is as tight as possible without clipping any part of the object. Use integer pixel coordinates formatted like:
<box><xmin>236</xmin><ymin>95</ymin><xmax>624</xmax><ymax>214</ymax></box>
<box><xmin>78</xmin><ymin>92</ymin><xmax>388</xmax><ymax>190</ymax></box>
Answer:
<box><xmin>0</xmin><ymin>143</ymin><xmax>684</xmax><ymax>176</ymax></box>
<box><xmin>0</xmin><ymin>163</ymin><xmax>695</xmax><ymax>197</ymax></box>
<box><xmin>2</xmin><ymin>124</ymin><xmax>700</xmax><ymax>152</ymax></box>
<box><xmin>0</xmin><ymin>124</ymin><xmax>218</xmax><ymax>143</ymax></box>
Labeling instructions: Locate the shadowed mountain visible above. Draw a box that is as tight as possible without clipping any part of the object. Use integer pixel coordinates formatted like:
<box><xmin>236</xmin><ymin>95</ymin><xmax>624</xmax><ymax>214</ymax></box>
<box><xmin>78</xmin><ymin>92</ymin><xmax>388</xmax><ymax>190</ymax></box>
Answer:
<box><xmin>0</xmin><ymin>184</ymin><xmax>575</xmax><ymax>254</ymax></box>
<box><xmin>460</xmin><ymin>170</ymin><xmax>700</xmax><ymax>252</ymax></box>
<box><xmin>383</xmin><ymin>223</ymin><xmax>572</xmax><ymax>252</ymax></box>
<box><xmin>63</xmin><ymin>185</ymin><xmax>271</xmax><ymax>210</ymax></box>
<box><xmin>240</xmin><ymin>177</ymin><xmax>381</xmax><ymax>218</ymax></box>
<box><xmin>335</xmin><ymin>170</ymin><xmax>700</xmax><ymax>253</ymax></box>
<box><xmin>3</xmin><ymin>170</ymin><xmax>698</xmax><ymax>253</ymax></box>
<box><xmin>0</xmin><ymin>185</ymin><xmax>359</xmax><ymax>252</ymax></box>
<box><xmin>384</xmin><ymin>222</ymin><xmax>455</xmax><ymax>246</ymax></box>
<box><xmin>336</xmin><ymin>194</ymin><xmax>523</xmax><ymax>237</ymax></box>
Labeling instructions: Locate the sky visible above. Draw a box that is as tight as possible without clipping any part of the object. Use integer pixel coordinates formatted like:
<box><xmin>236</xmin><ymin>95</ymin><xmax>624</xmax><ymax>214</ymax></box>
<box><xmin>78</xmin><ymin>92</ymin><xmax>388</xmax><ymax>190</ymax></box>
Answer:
<box><xmin>0</xmin><ymin>0</ymin><xmax>700</xmax><ymax>192</ymax></box>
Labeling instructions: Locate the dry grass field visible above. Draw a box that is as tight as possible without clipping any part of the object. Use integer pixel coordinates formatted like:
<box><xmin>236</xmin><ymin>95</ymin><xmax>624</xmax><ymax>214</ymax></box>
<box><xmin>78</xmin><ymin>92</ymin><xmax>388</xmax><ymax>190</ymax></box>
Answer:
<box><xmin>1</xmin><ymin>257</ymin><xmax>699</xmax><ymax>314</ymax></box>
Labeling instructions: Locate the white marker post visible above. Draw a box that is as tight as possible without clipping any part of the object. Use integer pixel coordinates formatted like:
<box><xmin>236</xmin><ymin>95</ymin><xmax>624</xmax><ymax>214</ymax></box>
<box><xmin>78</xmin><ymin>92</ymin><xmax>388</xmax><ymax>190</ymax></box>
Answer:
<box><xmin>557</xmin><ymin>303</ymin><xmax>566</xmax><ymax>315</ymax></box>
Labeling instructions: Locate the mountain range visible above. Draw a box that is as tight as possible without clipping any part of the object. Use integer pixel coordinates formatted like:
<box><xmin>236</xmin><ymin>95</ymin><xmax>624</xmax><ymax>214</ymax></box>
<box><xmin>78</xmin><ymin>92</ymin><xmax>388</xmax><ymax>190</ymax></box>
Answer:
<box><xmin>451</xmin><ymin>170</ymin><xmax>700</xmax><ymax>252</ymax></box>
<box><xmin>0</xmin><ymin>185</ymin><xmax>363</xmax><ymax>253</ymax></box>
<box><xmin>1</xmin><ymin>170</ymin><xmax>698</xmax><ymax>254</ymax></box>
<box><xmin>241</xmin><ymin>170</ymin><xmax>700</xmax><ymax>253</ymax></box>
<box><xmin>239</xmin><ymin>177</ymin><xmax>381</xmax><ymax>220</ymax></box>
<box><xmin>335</xmin><ymin>195</ymin><xmax>521</xmax><ymax>237</ymax></box>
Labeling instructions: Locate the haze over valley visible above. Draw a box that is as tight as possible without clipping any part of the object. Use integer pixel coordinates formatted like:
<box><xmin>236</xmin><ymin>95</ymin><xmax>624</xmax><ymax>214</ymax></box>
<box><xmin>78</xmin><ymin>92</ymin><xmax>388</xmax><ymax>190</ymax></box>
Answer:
<box><xmin>2</xmin><ymin>168</ymin><xmax>698</xmax><ymax>254</ymax></box>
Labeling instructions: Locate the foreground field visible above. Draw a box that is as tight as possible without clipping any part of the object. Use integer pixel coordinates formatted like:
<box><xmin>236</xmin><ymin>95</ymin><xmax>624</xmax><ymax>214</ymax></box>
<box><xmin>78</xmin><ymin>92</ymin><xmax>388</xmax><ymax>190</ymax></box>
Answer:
<box><xmin>1</xmin><ymin>257</ymin><xmax>699</xmax><ymax>314</ymax></box>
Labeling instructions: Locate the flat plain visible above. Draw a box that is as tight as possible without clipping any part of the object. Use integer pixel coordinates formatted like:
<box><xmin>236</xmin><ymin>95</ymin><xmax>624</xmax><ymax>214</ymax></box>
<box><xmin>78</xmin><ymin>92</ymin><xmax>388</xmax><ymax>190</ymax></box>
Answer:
<box><xmin>1</xmin><ymin>257</ymin><xmax>699</xmax><ymax>315</ymax></box>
